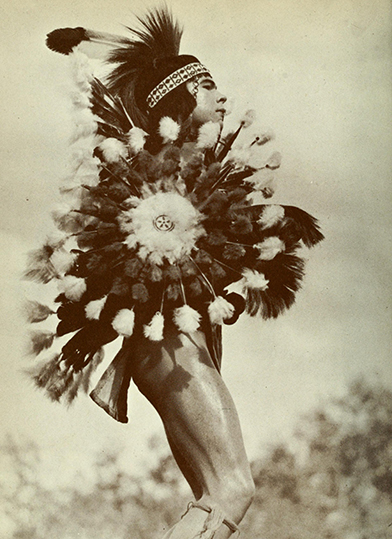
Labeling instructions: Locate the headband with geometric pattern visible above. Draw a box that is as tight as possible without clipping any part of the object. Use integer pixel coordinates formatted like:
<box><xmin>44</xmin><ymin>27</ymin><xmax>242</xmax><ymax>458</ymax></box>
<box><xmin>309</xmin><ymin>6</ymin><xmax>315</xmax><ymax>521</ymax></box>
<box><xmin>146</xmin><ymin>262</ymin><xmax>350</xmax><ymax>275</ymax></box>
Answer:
<box><xmin>147</xmin><ymin>62</ymin><xmax>210</xmax><ymax>108</ymax></box>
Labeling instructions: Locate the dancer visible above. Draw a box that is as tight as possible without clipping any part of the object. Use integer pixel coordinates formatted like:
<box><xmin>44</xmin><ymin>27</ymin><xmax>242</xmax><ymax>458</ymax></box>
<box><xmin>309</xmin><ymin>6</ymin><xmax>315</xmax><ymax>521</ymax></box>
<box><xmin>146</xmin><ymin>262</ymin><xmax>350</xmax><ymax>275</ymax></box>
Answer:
<box><xmin>26</xmin><ymin>8</ymin><xmax>323</xmax><ymax>538</ymax></box>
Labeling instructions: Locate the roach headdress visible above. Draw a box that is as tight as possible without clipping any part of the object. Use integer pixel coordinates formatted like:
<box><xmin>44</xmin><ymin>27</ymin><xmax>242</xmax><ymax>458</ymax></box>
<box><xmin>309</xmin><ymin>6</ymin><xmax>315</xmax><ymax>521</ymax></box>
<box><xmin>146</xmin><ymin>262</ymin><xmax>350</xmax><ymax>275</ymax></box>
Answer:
<box><xmin>106</xmin><ymin>8</ymin><xmax>209</xmax><ymax>126</ymax></box>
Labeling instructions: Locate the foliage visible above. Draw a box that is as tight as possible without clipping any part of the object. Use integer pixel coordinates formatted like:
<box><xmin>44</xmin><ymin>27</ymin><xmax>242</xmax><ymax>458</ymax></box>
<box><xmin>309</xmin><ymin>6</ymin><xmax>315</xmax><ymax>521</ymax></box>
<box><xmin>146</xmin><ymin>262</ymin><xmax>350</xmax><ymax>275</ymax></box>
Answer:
<box><xmin>0</xmin><ymin>437</ymin><xmax>188</xmax><ymax>539</ymax></box>
<box><xmin>1</xmin><ymin>379</ymin><xmax>391</xmax><ymax>538</ymax></box>
<box><xmin>243</xmin><ymin>379</ymin><xmax>392</xmax><ymax>539</ymax></box>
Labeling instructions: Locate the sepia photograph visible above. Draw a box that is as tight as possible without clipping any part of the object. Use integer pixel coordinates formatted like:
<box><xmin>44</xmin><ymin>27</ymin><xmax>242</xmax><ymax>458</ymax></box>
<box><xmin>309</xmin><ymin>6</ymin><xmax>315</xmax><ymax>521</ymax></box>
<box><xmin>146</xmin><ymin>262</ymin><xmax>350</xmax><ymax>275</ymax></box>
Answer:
<box><xmin>0</xmin><ymin>0</ymin><xmax>391</xmax><ymax>537</ymax></box>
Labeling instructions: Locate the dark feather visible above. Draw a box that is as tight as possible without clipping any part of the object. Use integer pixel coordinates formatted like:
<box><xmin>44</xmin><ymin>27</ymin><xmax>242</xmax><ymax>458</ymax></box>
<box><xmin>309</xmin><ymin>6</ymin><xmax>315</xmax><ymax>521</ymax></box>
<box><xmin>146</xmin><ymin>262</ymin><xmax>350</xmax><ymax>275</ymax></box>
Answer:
<box><xmin>216</xmin><ymin>126</ymin><xmax>242</xmax><ymax>162</ymax></box>
<box><xmin>25</xmin><ymin>301</ymin><xmax>55</xmax><ymax>323</ymax></box>
<box><xmin>56</xmin><ymin>301</ymin><xmax>88</xmax><ymax>336</ymax></box>
<box><xmin>29</xmin><ymin>354</ymin><xmax>62</xmax><ymax>395</ymax></box>
<box><xmin>242</xmin><ymin>204</ymin><xmax>324</xmax><ymax>247</ymax></box>
<box><xmin>283</xmin><ymin>206</ymin><xmax>324</xmax><ymax>247</ymax></box>
<box><xmin>23</xmin><ymin>244</ymin><xmax>57</xmax><ymax>283</ymax></box>
<box><xmin>81</xmin><ymin>348</ymin><xmax>105</xmax><ymax>394</ymax></box>
<box><xmin>45</xmin><ymin>370</ymin><xmax>74</xmax><ymax>402</ymax></box>
<box><xmin>46</xmin><ymin>27</ymin><xmax>89</xmax><ymax>55</ymax></box>
<box><xmin>29</xmin><ymin>331</ymin><xmax>55</xmax><ymax>356</ymax></box>
<box><xmin>76</xmin><ymin>222</ymin><xmax>124</xmax><ymax>250</ymax></box>
<box><xmin>90</xmin><ymin>78</ymin><xmax>133</xmax><ymax>132</ymax></box>
<box><xmin>222</xmin><ymin>292</ymin><xmax>246</xmax><ymax>325</ymax></box>
<box><xmin>108</xmin><ymin>8</ymin><xmax>182</xmax><ymax>89</ymax></box>
<box><xmin>245</xmin><ymin>253</ymin><xmax>305</xmax><ymax>318</ymax></box>
<box><xmin>61</xmin><ymin>322</ymin><xmax>117</xmax><ymax>371</ymax></box>
<box><xmin>223</xmin><ymin>167</ymin><xmax>257</xmax><ymax>189</ymax></box>
<box><xmin>64</xmin><ymin>371</ymin><xmax>84</xmax><ymax>405</ymax></box>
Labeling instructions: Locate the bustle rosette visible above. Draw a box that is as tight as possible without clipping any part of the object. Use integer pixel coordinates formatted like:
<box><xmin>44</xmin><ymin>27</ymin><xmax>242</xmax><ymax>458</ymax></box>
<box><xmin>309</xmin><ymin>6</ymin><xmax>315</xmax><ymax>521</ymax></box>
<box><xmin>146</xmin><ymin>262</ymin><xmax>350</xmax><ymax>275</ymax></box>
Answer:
<box><xmin>24</xmin><ymin>51</ymin><xmax>323</xmax><ymax>406</ymax></box>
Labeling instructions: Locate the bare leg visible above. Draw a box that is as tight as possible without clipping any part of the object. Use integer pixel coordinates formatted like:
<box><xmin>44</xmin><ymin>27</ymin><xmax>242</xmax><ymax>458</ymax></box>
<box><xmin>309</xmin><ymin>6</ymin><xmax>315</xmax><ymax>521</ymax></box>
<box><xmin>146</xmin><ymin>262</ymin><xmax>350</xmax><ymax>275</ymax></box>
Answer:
<box><xmin>132</xmin><ymin>330</ymin><xmax>255</xmax><ymax>538</ymax></box>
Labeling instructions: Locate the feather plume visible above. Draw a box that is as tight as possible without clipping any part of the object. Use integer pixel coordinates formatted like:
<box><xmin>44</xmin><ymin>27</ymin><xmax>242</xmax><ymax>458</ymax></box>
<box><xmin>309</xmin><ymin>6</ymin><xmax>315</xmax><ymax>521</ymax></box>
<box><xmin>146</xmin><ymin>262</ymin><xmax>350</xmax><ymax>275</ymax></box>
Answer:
<box><xmin>46</xmin><ymin>231</ymin><xmax>69</xmax><ymax>250</ymax></box>
<box><xmin>29</xmin><ymin>354</ymin><xmax>61</xmax><ymax>390</ymax></box>
<box><xmin>46</xmin><ymin>27</ymin><xmax>129</xmax><ymax>55</ymax></box>
<box><xmin>51</xmin><ymin>202</ymin><xmax>83</xmax><ymax>234</ymax></box>
<box><xmin>24</xmin><ymin>245</ymin><xmax>56</xmax><ymax>283</ymax></box>
<box><xmin>85</xmin><ymin>296</ymin><xmax>108</xmax><ymax>320</ymax></box>
<box><xmin>241</xmin><ymin>269</ymin><xmax>269</xmax><ymax>290</ymax></box>
<box><xmin>45</xmin><ymin>370</ymin><xmax>75</xmax><ymax>402</ymax></box>
<box><xmin>222</xmin><ymin>244</ymin><xmax>247</xmax><ymax>260</ymax></box>
<box><xmin>159</xmin><ymin>117</ymin><xmax>180</xmax><ymax>143</ymax></box>
<box><xmin>230</xmin><ymin>146</ymin><xmax>251</xmax><ymax>167</ymax></box>
<box><xmin>255</xmin><ymin>237</ymin><xmax>285</xmax><ymax>260</ymax></box>
<box><xmin>196</xmin><ymin>122</ymin><xmax>221</xmax><ymax>149</ymax></box>
<box><xmin>50</xmin><ymin>249</ymin><xmax>77</xmax><ymax>275</ymax></box>
<box><xmin>257</xmin><ymin>205</ymin><xmax>285</xmax><ymax>229</ymax></box>
<box><xmin>240</xmin><ymin>110</ymin><xmax>257</xmax><ymax>128</ymax></box>
<box><xmin>174</xmin><ymin>305</ymin><xmax>201</xmax><ymax>333</ymax></box>
<box><xmin>128</xmin><ymin>127</ymin><xmax>148</xmax><ymax>153</ymax></box>
<box><xmin>283</xmin><ymin>206</ymin><xmax>324</xmax><ymax>247</ymax></box>
<box><xmin>81</xmin><ymin>348</ymin><xmax>105</xmax><ymax>394</ymax></box>
<box><xmin>58</xmin><ymin>275</ymin><xmax>87</xmax><ymax>301</ymax></box>
<box><xmin>46</xmin><ymin>27</ymin><xmax>90</xmax><ymax>55</ymax></box>
<box><xmin>64</xmin><ymin>370</ymin><xmax>84</xmax><ymax>405</ymax></box>
<box><xmin>148</xmin><ymin>264</ymin><xmax>163</xmax><ymax>282</ymax></box>
<box><xmin>90</xmin><ymin>77</ymin><xmax>133</xmax><ymax>134</ymax></box>
<box><xmin>71</xmin><ymin>108</ymin><xmax>98</xmax><ymax>143</ymax></box>
<box><xmin>144</xmin><ymin>311</ymin><xmax>164</xmax><ymax>341</ymax></box>
<box><xmin>244</xmin><ymin>168</ymin><xmax>275</xmax><ymax>196</ymax></box>
<box><xmin>71</xmin><ymin>90</ymin><xmax>91</xmax><ymax>109</ymax></box>
<box><xmin>24</xmin><ymin>301</ymin><xmax>55</xmax><ymax>323</ymax></box>
<box><xmin>246</xmin><ymin>253</ymin><xmax>305</xmax><ymax>318</ymax></box>
<box><xmin>107</xmin><ymin>9</ymin><xmax>182</xmax><ymax>85</ymax></box>
<box><xmin>28</xmin><ymin>331</ymin><xmax>55</xmax><ymax>356</ymax></box>
<box><xmin>251</xmin><ymin>129</ymin><xmax>274</xmax><ymax>146</ymax></box>
<box><xmin>99</xmin><ymin>138</ymin><xmax>128</xmax><ymax>163</ymax></box>
<box><xmin>69</xmin><ymin>50</ymin><xmax>94</xmax><ymax>95</ymax></box>
<box><xmin>265</xmin><ymin>151</ymin><xmax>282</xmax><ymax>170</ymax></box>
<box><xmin>208</xmin><ymin>296</ymin><xmax>235</xmax><ymax>325</ymax></box>
<box><xmin>112</xmin><ymin>308</ymin><xmax>135</xmax><ymax>336</ymax></box>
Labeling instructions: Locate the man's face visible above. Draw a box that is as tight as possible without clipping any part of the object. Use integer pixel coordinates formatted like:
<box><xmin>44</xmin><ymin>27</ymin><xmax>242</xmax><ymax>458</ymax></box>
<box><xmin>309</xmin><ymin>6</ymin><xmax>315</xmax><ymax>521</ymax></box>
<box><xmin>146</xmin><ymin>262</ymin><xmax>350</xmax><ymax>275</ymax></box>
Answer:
<box><xmin>187</xmin><ymin>75</ymin><xmax>227</xmax><ymax>127</ymax></box>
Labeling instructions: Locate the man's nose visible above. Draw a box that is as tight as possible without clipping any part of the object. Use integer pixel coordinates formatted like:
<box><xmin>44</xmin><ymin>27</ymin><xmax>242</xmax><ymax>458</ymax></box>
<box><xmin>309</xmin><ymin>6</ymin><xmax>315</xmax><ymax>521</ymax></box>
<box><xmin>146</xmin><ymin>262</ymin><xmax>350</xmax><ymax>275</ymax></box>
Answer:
<box><xmin>217</xmin><ymin>92</ymin><xmax>227</xmax><ymax>104</ymax></box>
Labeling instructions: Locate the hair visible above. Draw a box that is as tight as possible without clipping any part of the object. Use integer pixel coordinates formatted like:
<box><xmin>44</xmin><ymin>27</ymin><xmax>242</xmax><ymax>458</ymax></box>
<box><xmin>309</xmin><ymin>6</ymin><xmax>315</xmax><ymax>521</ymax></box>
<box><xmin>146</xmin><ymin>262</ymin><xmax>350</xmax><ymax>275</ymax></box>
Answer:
<box><xmin>107</xmin><ymin>70</ymin><xmax>201</xmax><ymax>152</ymax></box>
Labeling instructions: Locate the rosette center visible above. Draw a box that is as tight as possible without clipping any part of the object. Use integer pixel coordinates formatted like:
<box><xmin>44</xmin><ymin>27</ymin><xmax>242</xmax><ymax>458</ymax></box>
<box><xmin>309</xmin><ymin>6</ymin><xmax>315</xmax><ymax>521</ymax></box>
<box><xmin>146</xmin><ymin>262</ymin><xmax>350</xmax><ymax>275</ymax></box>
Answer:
<box><xmin>120</xmin><ymin>192</ymin><xmax>206</xmax><ymax>265</ymax></box>
<box><xmin>153</xmin><ymin>215</ymin><xmax>175</xmax><ymax>232</ymax></box>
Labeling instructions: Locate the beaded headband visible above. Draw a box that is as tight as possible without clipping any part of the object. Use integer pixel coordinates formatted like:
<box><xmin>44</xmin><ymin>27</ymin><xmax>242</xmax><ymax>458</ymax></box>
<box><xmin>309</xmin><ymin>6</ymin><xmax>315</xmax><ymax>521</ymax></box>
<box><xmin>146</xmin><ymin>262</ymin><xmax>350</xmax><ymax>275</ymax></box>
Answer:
<box><xmin>147</xmin><ymin>62</ymin><xmax>210</xmax><ymax>109</ymax></box>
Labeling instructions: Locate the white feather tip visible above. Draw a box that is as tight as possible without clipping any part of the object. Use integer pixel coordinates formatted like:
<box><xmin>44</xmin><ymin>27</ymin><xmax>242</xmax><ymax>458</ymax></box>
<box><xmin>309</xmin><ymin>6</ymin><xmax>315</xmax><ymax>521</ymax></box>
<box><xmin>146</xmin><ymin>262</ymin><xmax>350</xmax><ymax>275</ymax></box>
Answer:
<box><xmin>174</xmin><ymin>305</ymin><xmax>201</xmax><ymax>333</ymax></box>
<box><xmin>196</xmin><ymin>122</ymin><xmax>221</xmax><ymax>149</ymax></box>
<box><xmin>241</xmin><ymin>269</ymin><xmax>269</xmax><ymax>290</ymax></box>
<box><xmin>127</xmin><ymin>127</ymin><xmax>148</xmax><ymax>153</ymax></box>
<box><xmin>85</xmin><ymin>296</ymin><xmax>107</xmax><ymax>320</ymax></box>
<box><xmin>144</xmin><ymin>312</ymin><xmax>164</xmax><ymax>341</ymax></box>
<box><xmin>159</xmin><ymin>117</ymin><xmax>180</xmax><ymax>143</ymax></box>
<box><xmin>240</xmin><ymin>110</ymin><xmax>257</xmax><ymax>128</ymax></box>
<box><xmin>208</xmin><ymin>296</ymin><xmax>235</xmax><ymax>325</ymax></box>
<box><xmin>99</xmin><ymin>138</ymin><xmax>128</xmax><ymax>163</ymax></box>
<box><xmin>112</xmin><ymin>308</ymin><xmax>135</xmax><ymax>337</ymax></box>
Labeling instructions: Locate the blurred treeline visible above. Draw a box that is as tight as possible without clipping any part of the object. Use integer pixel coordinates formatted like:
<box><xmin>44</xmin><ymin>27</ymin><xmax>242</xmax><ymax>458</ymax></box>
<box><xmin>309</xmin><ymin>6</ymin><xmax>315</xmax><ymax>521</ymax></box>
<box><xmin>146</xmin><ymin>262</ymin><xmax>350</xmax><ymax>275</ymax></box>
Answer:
<box><xmin>1</xmin><ymin>379</ymin><xmax>391</xmax><ymax>539</ymax></box>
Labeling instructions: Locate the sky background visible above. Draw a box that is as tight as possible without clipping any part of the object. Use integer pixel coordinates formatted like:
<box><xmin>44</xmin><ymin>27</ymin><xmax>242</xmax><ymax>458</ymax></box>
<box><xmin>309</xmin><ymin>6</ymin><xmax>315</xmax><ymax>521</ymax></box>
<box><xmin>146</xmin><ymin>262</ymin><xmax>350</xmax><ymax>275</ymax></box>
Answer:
<box><xmin>0</xmin><ymin>0</ymin><xmax>391</xmax><ymax>509</ymax></box>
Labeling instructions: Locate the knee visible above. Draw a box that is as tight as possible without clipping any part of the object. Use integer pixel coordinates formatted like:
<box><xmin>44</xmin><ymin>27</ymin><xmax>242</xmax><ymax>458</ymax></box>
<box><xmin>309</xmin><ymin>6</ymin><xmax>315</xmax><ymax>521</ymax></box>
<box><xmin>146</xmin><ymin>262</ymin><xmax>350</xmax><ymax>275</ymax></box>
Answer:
<box><xmin>209</xmin><ymin>469</ymin><xmax>255</xmax><ymax>519</ymax></box>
